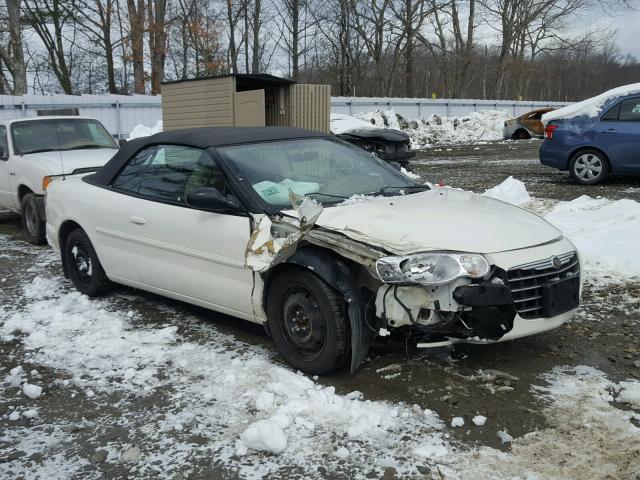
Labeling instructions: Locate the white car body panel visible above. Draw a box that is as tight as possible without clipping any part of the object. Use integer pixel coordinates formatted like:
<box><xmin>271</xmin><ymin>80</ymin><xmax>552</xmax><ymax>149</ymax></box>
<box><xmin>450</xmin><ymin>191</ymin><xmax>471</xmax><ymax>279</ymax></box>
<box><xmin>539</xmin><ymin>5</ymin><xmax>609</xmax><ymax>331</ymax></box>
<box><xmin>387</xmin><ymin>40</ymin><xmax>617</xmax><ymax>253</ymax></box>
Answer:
<box><xmin>312</xmin><ymin>188</ymin><xmax>562</xmax><ymax>255</ymax></box>
<box><xmin>46</xmin><ymin>177</ymin><xmax>256</xmax><ymax>319</ymax></box>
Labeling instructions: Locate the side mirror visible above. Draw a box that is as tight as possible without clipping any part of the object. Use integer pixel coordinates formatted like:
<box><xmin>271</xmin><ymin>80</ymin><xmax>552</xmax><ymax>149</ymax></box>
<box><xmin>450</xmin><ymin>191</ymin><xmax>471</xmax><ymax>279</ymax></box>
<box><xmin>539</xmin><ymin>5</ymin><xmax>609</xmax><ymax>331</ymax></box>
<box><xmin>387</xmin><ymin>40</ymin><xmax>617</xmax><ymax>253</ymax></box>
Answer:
<box><xmin>0</xmin><ymin>146</ymin><xmax>7</xmax><ymax>160</ymax></box>
<box><xmin>118</xmin><ymin>138</ymin><xmax>128</xmax><ymax>147</ymax></box>
<box><xmin>389</xmin><ymin>161</ymin><xmax>402</xmax><ymax>171</ymax></box>
<box><xmin>186</xmin><ymin>187</ymin><xmax>241</xmax><ymax>213</ymax></box>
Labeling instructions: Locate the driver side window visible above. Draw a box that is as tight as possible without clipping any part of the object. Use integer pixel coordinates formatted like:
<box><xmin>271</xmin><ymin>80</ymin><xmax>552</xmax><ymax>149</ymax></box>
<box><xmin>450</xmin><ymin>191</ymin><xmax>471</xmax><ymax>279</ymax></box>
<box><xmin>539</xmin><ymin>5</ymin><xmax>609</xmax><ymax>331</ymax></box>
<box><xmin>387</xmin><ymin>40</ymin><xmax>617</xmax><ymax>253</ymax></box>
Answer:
<box><xmin>111</xmin><ymin>145</ymin><xmax>228</xmax><ymax>204</ymax></box>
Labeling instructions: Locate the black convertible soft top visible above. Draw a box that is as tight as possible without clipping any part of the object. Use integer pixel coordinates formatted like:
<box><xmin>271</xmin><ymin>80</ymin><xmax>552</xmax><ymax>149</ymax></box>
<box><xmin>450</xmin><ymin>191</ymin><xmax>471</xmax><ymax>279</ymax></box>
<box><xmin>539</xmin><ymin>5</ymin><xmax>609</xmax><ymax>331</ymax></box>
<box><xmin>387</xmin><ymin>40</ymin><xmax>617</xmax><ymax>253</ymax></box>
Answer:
<box><xmin>90</xmin><ymin>126</ymin><xmax>329</xmax><ymax>186</ymax></box>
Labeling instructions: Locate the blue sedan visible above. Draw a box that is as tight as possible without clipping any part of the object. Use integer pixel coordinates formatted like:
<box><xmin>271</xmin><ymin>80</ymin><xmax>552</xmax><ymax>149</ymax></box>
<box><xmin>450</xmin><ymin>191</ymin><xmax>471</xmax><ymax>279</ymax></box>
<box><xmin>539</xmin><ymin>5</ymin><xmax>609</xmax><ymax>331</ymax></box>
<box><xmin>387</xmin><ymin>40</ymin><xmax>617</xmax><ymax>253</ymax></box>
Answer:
<box><xmin>539</xmin><ymin>92</ymin><xmax>640</xmax><ymax>185</ymax></box>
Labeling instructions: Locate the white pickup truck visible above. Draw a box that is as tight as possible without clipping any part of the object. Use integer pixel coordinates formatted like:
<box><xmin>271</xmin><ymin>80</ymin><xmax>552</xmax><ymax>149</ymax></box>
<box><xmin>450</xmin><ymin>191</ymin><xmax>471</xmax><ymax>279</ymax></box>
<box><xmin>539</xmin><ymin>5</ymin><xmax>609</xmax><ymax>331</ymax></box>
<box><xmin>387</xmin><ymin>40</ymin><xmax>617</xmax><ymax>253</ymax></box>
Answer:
<box><xmin>0</xmin><ymin>116</ymin><xmax>119</xmax><ymax>244</ymax></box>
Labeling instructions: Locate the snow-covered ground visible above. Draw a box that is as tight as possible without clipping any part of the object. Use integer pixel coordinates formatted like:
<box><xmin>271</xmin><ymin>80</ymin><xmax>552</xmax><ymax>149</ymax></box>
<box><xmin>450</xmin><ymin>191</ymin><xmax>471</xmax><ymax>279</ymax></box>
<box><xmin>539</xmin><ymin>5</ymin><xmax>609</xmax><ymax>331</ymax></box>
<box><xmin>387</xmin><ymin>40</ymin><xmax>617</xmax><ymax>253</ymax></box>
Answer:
<box><xmin>2</xmin><ymin>168</ymin><xmax>639</xmax><ymax>478</ymax></box>
<box><xmin>2</xmin><ymin>229</ymin><xmax>639</xmax><ymax>479</ymax></box>
<box><xmin>1</xmin><ymin>256</ymin><xmax>450</xmax><ymax>478</ymax></box>
<box><xmin>479</xmin><ymin>176</ymin><xmax>640</xmax><ymax>282</ymax></box>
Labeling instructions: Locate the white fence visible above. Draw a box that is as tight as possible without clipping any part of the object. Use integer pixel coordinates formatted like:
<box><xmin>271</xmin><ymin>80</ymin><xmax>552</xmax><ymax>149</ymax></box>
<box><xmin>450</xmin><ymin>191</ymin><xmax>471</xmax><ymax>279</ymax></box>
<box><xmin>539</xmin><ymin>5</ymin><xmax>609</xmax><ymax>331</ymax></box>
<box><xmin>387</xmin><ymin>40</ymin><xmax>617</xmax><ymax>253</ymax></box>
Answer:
<box><xmin>331</xmin><ymin>97</ymin><xmax>569</xmax><ymax>119</ymax></box>
<box><xmin>0</xmin><ymin>93</ymin><xmax>569</xmax><ymax>138</ymax></box>
<box><xmin>0</xmin><ymin>94</ymin><xmax>161</xmax><ymax>139</ymax></box>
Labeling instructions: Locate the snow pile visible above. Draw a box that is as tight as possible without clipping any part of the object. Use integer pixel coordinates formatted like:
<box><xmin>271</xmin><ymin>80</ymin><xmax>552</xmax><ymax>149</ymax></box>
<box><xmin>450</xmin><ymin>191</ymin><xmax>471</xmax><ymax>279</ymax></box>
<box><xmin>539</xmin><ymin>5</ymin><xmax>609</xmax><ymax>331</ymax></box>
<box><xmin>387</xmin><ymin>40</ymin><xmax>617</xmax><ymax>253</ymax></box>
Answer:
<box><xmin>354</xmin><ymin>109</ymin><xmax>509</xmax><ymax>148</ymax></box>
<box><xmin>472</xmin><ymin>415</ymin><xmax>487</xmax><ymax>426</ymax></box>
<box><xmin>544</xmin><ymin>195</ymin><xmax>640</xmax><ymax>280</ymax></box>
<box><xmin>0</xmin><ymin>266</ymin><xmax>450</xmax><ymax>478</ymax></box>
<box><xmin>129</xmin><ymin>120</ymin><xmax>163</xmax><ymax>139</ymax></box>
<box><xmin>22</xmin><ymin>383</ymin><xmax>43</xmax><ymax>399</ymax></box>
<box><xmin>617</xmin><ymin>381</ymin><xmax>640</xmax><ymax>408</ymax></box>
<box><xmin>400</xmin><ymin>167</ymin><xmax>421</xmax><ymax>180</ymax></box>
<box><xmin>543</xmin><ymin>83</ymin><xmax>640</xmax><ymax>124</ymax></box>
<box><xmin>482</xmin><ymin>176</ymin><xmax>531</xmax><ymax>206</ymax></box>
<box><xmin>450</xmin><ymin>417</ymin><xmax>464</xmax><ymax>427</ymax></box>
<box><xmin>330</xmin><ymin>113</ymin><xmax>379</xmax><ymax>134</ymax></box>
<box><xmin>239</xmin><ymin>420</ymin><xmax>288</xmax><ymax>454</ymax></box>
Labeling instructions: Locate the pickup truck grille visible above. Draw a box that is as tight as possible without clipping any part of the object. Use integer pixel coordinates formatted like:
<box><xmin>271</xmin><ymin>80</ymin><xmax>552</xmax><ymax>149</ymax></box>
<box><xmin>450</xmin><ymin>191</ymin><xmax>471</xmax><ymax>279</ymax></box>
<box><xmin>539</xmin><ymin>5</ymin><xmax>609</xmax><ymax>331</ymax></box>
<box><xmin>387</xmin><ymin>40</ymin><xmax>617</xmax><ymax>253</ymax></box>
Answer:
<box><xmin>506</xmin><ymin>251</ymin><xmax>580</xmax><ymax>319</ymax></box>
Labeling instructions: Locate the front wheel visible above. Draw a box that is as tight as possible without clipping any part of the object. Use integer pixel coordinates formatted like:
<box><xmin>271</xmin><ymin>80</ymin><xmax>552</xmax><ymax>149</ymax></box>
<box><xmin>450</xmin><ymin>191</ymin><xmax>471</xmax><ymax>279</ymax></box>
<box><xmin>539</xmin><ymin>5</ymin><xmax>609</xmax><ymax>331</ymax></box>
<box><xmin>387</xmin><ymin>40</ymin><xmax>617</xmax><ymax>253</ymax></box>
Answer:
<box><xmin>63</xmin><ymin>229</ymin><xmax>112</xmax><ymax>296</ymax></box>
<box><xmin>21</xmin><ymin>194</ymin><xmax>46</xmax><ymax>245</ymax></box>
<box><xmin>266</xmin><ymin>269</ymin><xmax>350</xmax><ymax>375</ymax></box>
<box><xmin>570</xmin><ymin>149</ymin><xmax>610</xmax><ymax>185</ymax></box>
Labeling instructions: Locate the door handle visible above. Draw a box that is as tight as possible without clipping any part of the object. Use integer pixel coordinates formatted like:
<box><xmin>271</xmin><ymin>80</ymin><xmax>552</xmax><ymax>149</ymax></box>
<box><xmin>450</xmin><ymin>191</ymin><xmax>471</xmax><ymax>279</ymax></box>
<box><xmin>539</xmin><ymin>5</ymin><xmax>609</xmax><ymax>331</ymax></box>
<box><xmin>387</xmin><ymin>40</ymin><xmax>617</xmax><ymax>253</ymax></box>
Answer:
<box><xmin>602</xmin><ymin>129</ymin><xmax>617</xmax><ymax>134</ymax></box>
<box><xmin>129</xmin><ymin>216</ymin><xmax>146</xmax><ymax>225</ymax></box>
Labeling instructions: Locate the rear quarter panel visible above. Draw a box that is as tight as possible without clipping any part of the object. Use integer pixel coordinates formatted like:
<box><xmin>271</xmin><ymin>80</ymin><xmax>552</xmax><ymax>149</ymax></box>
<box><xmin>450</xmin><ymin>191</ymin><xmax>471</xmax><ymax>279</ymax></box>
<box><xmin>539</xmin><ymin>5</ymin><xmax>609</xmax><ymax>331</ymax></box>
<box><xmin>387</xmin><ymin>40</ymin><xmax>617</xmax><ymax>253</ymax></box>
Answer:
<box><xmin>540</xmin><ymin>117</ymin><xmax>607</xmax><ymax>170</ymax></box>
<box><xmin>45</xmin><ymin>176</ymin><xmax>93</xmax><ymax>252</ymax></box>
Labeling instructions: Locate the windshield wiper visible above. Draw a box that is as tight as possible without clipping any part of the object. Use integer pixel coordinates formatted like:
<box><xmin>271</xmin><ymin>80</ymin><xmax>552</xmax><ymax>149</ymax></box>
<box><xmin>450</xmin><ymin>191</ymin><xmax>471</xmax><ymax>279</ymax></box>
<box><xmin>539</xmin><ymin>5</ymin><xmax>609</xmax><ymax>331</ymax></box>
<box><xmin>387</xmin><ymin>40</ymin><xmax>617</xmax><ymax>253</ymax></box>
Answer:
<box><xmin>66</xmin><ymin>144</ymin><xmax>107</xmax><ymax>150</ymax></box>
<box><xmin>20</xmin><ymin>148</ymin><xmax>59</xmax><ymax>155</ymax></box>
<box><xmin>308</xmin><ymin>192</ymin><xmax>350</xmax><ymax>200</ymax></box>
<box><xmin>369</xmin><ymin>185</ymin><xmax>430</xmax><ymax>196</ymax></box>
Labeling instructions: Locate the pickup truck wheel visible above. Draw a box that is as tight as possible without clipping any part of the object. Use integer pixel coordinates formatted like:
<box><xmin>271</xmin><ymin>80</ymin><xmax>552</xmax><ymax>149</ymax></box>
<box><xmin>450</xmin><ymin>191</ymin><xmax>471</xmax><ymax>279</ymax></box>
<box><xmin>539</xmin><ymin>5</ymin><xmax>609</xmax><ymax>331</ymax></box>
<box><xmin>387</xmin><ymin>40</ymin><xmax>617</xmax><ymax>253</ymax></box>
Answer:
<box><xmin>267</xmin><ymin>269</ymin><xmax>349</xmax><ymax>375</ymax></box>
<box><xmin>21</xmin><ymin>194</ymin><xmax>46</xmax><ymax>245</ymax></box>
<box><xmin>63</xmin><ymin>229</ymin><xmax>112</xmax><ymax>297</ymax></box>
<box><xmin>570</xmin><ymin>149</ymin><xmax>610</xmax><ymax>185</ymax></box>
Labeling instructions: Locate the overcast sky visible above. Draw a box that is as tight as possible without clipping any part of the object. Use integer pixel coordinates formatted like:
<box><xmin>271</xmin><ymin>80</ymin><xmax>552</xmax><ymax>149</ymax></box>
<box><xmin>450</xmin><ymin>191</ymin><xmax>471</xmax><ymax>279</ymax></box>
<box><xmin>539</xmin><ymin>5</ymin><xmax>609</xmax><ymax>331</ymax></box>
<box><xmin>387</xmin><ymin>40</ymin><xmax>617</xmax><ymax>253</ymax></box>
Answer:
<box><xmin>585</xmin><ymin>6</ymin><xmax>640</xmax><ymax>58</ymax></box>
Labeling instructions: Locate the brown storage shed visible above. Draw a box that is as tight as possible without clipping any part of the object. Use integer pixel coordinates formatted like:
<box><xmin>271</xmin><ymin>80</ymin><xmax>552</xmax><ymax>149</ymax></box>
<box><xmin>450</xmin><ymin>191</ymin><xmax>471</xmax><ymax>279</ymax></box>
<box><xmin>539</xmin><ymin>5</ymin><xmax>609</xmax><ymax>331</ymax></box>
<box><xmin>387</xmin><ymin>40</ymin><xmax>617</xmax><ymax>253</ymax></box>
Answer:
<box><xmin>161</xmin><ymin>74</ymin><xmax>330</xmax><ymax>133</ymax></box>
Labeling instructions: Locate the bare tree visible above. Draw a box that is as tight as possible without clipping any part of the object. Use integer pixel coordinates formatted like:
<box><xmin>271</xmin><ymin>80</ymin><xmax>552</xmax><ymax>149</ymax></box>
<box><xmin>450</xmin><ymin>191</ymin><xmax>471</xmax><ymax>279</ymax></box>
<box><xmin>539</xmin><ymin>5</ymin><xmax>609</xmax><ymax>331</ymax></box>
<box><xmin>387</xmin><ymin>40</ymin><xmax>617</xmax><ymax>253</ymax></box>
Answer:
<box><xmin>74</xmin><ymin>0</ymin><xmax>123</xmax><ymax>93</ymax></box>
<box><xmin>126</xmin><ymin>0</ymin><xmax>145</xmax><ymax>93</ymax></box>
<box><xmin>350</xmin><ymin>0</ymin><xmax>396</xmax><ymax>94</ymax></box>
<box><xmin>226</xmin><ymin>0</ymin><xmax>246</xmax><ymax>73</ymax></box>
<box><xmin>0</xmin><ymin>0</ymin><xmax>27</xmax><ymax>93</ymax></box>
<box><xmin>147</xmin><ymin>0</ymin><xmax>167</xmax><ymax>94</ymax></box>
<box><xmin>24</xmin><ymin>0</ymin><xmax>78</xmax><ymax>94</ymax></box>
<box><xmin>390</xmin><ymin>0</ymin><xmax>441</xmax><ymax>97</ymax></box>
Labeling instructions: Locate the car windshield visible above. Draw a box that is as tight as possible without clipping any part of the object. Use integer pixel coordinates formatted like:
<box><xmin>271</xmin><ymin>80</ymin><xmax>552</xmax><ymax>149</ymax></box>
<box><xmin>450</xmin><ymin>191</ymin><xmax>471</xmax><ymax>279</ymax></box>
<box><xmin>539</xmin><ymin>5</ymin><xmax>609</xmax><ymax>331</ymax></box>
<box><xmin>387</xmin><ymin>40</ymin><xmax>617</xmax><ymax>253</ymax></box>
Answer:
<box><xmin>219</xmin><ymin>137</ymin><xmax>422</xmax><ymax>207</ymax></box>
<box><xmin>12</xmin><ymin>118</ymin><xmax>118</xmax><ymax>155</ymax></box>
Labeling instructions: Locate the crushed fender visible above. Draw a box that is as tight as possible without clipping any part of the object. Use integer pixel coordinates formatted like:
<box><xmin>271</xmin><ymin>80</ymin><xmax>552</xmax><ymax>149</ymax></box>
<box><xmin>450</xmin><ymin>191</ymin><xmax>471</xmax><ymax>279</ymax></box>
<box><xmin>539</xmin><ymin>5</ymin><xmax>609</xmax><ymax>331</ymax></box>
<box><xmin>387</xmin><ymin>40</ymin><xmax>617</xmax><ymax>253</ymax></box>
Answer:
<box><xmin>246</xmin><ymin>193</ymin><xmax>323</xmax><ymax>272</ymax></box>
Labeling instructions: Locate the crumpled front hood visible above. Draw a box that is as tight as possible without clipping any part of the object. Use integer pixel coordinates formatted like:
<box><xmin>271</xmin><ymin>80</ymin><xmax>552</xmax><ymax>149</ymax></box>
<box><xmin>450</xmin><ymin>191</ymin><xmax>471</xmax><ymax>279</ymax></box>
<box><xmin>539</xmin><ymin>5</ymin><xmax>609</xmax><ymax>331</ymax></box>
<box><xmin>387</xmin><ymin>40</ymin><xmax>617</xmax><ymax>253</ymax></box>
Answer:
<box><xmin>22</xmin><ymin>148</ymin><xmax>117</xmax><ymax>175</ymax></box>
<box><xmin>314</xmin><ymin>188</ymin><xmax>562</xmax><ymax>255</ymax></box>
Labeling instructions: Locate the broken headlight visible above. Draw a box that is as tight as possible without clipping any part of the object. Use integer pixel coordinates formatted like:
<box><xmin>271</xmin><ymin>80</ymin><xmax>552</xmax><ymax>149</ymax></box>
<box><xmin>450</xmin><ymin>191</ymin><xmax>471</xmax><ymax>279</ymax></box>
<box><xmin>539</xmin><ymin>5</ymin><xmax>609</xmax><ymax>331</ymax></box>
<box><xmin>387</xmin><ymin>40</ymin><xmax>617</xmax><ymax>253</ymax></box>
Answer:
<box><xmin>375</xmin><ymin>253</ymin><xmax>490</xmax><ymax>285</ymax></box>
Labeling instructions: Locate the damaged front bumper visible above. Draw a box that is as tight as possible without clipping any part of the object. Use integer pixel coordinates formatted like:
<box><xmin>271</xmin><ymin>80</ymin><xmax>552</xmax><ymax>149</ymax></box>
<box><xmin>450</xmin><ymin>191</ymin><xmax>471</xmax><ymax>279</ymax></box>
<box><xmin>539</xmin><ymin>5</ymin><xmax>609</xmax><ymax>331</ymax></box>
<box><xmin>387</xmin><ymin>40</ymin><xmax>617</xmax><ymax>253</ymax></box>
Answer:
<box><xmin>374</xmin><ymin>238</ymin><xmax>581</xmax><ymax>346</ymax></box>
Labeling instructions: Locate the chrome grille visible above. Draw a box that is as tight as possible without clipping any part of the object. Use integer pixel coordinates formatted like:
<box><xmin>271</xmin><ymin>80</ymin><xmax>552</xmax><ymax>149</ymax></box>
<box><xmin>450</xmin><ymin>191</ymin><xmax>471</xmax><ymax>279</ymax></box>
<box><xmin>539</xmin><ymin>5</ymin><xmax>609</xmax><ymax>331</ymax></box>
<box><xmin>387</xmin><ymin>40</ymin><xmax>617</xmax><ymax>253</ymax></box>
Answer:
<box><xmin>506</xmin><ymin>252</ymin><xmax>580</xmax><ymax>319</ymax></box>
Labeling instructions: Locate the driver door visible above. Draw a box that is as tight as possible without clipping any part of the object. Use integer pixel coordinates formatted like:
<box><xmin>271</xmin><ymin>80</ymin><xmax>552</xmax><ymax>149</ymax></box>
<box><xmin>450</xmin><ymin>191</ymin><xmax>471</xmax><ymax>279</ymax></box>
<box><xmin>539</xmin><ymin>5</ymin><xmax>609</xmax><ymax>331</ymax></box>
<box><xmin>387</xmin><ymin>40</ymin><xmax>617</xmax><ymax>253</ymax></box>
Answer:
<box><xmin>93</xmin><ymin>144</ymin><xmax>256</xmax><ymax>317</ymax></box>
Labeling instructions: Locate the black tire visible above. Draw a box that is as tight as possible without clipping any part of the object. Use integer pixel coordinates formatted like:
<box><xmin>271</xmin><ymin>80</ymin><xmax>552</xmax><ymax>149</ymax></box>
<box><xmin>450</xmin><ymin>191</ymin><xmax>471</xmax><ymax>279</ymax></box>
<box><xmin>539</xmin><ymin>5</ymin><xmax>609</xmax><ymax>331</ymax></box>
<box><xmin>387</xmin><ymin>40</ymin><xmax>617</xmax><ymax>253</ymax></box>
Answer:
<box><xmin>63</xmin><ymin>229</ymin><xmax>112</xmax><ymax>296</ymax></box>
<box><xmin>21</xmin><ymin>193</ymin><xmax>46</xmax><ymax>245</ymax></box>
<box><xmin>569</xmin><ymin>149</ymin><xmax>610</xmax><ymax>185</ymax></box>
<box><xmin>266</xmin><ymin>268</ymin><xmax>350</xmax><ymax>375</ymax></box>
<box><xmin>512</xmin><ymin>129</ymin><xmax>530</xmax><ymax>140</ymax></box>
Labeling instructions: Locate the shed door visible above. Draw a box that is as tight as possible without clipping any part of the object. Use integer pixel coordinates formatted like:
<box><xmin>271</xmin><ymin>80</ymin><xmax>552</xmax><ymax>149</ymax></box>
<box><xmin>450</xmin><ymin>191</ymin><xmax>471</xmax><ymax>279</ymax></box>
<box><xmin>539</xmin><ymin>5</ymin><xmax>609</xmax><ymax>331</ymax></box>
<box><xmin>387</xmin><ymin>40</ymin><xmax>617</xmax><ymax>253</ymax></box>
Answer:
<box><xmin>234</xmin><ymin>89</ymin><xmax>265</xmax><ymax>127</ymax></box>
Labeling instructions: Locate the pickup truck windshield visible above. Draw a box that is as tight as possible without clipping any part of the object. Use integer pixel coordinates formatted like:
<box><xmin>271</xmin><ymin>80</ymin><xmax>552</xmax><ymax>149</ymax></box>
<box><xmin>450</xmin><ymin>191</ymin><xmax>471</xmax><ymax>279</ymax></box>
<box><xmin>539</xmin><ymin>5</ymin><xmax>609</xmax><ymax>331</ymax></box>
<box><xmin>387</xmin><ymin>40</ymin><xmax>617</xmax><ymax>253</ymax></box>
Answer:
<box><xmin>219</xmin><ymin>137</ymin><xmax>420</xmax><ymax>207</ymax></box>
<box><xmin>12</xmin><ymin>118</ymin><xmax>118</xmax><ymax>155</ymax></box>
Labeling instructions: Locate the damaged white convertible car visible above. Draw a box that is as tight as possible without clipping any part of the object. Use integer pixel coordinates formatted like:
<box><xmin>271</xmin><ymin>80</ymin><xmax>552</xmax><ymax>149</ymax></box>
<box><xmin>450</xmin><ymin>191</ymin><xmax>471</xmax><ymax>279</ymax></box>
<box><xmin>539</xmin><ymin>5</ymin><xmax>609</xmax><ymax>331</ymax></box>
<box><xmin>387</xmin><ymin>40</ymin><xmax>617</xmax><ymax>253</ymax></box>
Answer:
<box><xmin>45</xmin><ymin>127</ymin><xmax>581</xmax><ymax>374</ymax></box>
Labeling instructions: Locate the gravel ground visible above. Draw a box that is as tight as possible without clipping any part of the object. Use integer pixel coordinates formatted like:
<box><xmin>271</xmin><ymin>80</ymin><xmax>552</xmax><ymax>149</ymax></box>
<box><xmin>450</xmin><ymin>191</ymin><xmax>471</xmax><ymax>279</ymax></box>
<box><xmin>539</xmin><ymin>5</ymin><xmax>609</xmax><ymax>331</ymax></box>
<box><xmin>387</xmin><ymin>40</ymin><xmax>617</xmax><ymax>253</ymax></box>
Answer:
<box><xmin>1</xmin><ymin>140</ymin><xmax>639</xmax><ymax>479</ymax></box>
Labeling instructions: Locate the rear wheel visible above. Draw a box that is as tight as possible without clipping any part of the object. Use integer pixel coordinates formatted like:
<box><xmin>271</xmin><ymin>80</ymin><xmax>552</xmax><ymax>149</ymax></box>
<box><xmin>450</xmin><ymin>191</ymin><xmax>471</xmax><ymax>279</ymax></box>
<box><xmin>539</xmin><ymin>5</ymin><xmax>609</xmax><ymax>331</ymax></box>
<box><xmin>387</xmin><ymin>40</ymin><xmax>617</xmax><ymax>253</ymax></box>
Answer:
<box><xmin>21</xmin><ymin>194</ymin><xmax>46</xmax><ymax>245</ymax></box>
<box><xmin>512</xmin><ymin>129</ymin><xmax>530</xmax><ymax>140</ymax></box>
<box><xmin>570</xmin><ymin>149</ymin><xmax>610</xmax><ymax>185</ymax></box>
<box><xmin>266</xmin><ymin>269</ymin><xmax>350</xmax><ymax>375</ymax></box>
<box><xmin>63</xmin><ymin>229</ymin><xmax>112</xmax><ymax>296</ymax></box>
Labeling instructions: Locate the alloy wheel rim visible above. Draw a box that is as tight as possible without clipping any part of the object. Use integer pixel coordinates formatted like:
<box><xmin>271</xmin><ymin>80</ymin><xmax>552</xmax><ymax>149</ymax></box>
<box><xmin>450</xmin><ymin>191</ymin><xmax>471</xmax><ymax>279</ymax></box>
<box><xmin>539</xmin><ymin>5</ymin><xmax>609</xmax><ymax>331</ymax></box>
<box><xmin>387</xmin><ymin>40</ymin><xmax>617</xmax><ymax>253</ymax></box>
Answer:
<box><xmin>574</xmin><ymin>154</ymin><xmax>602</xmax><ymax>181</ymax></box>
